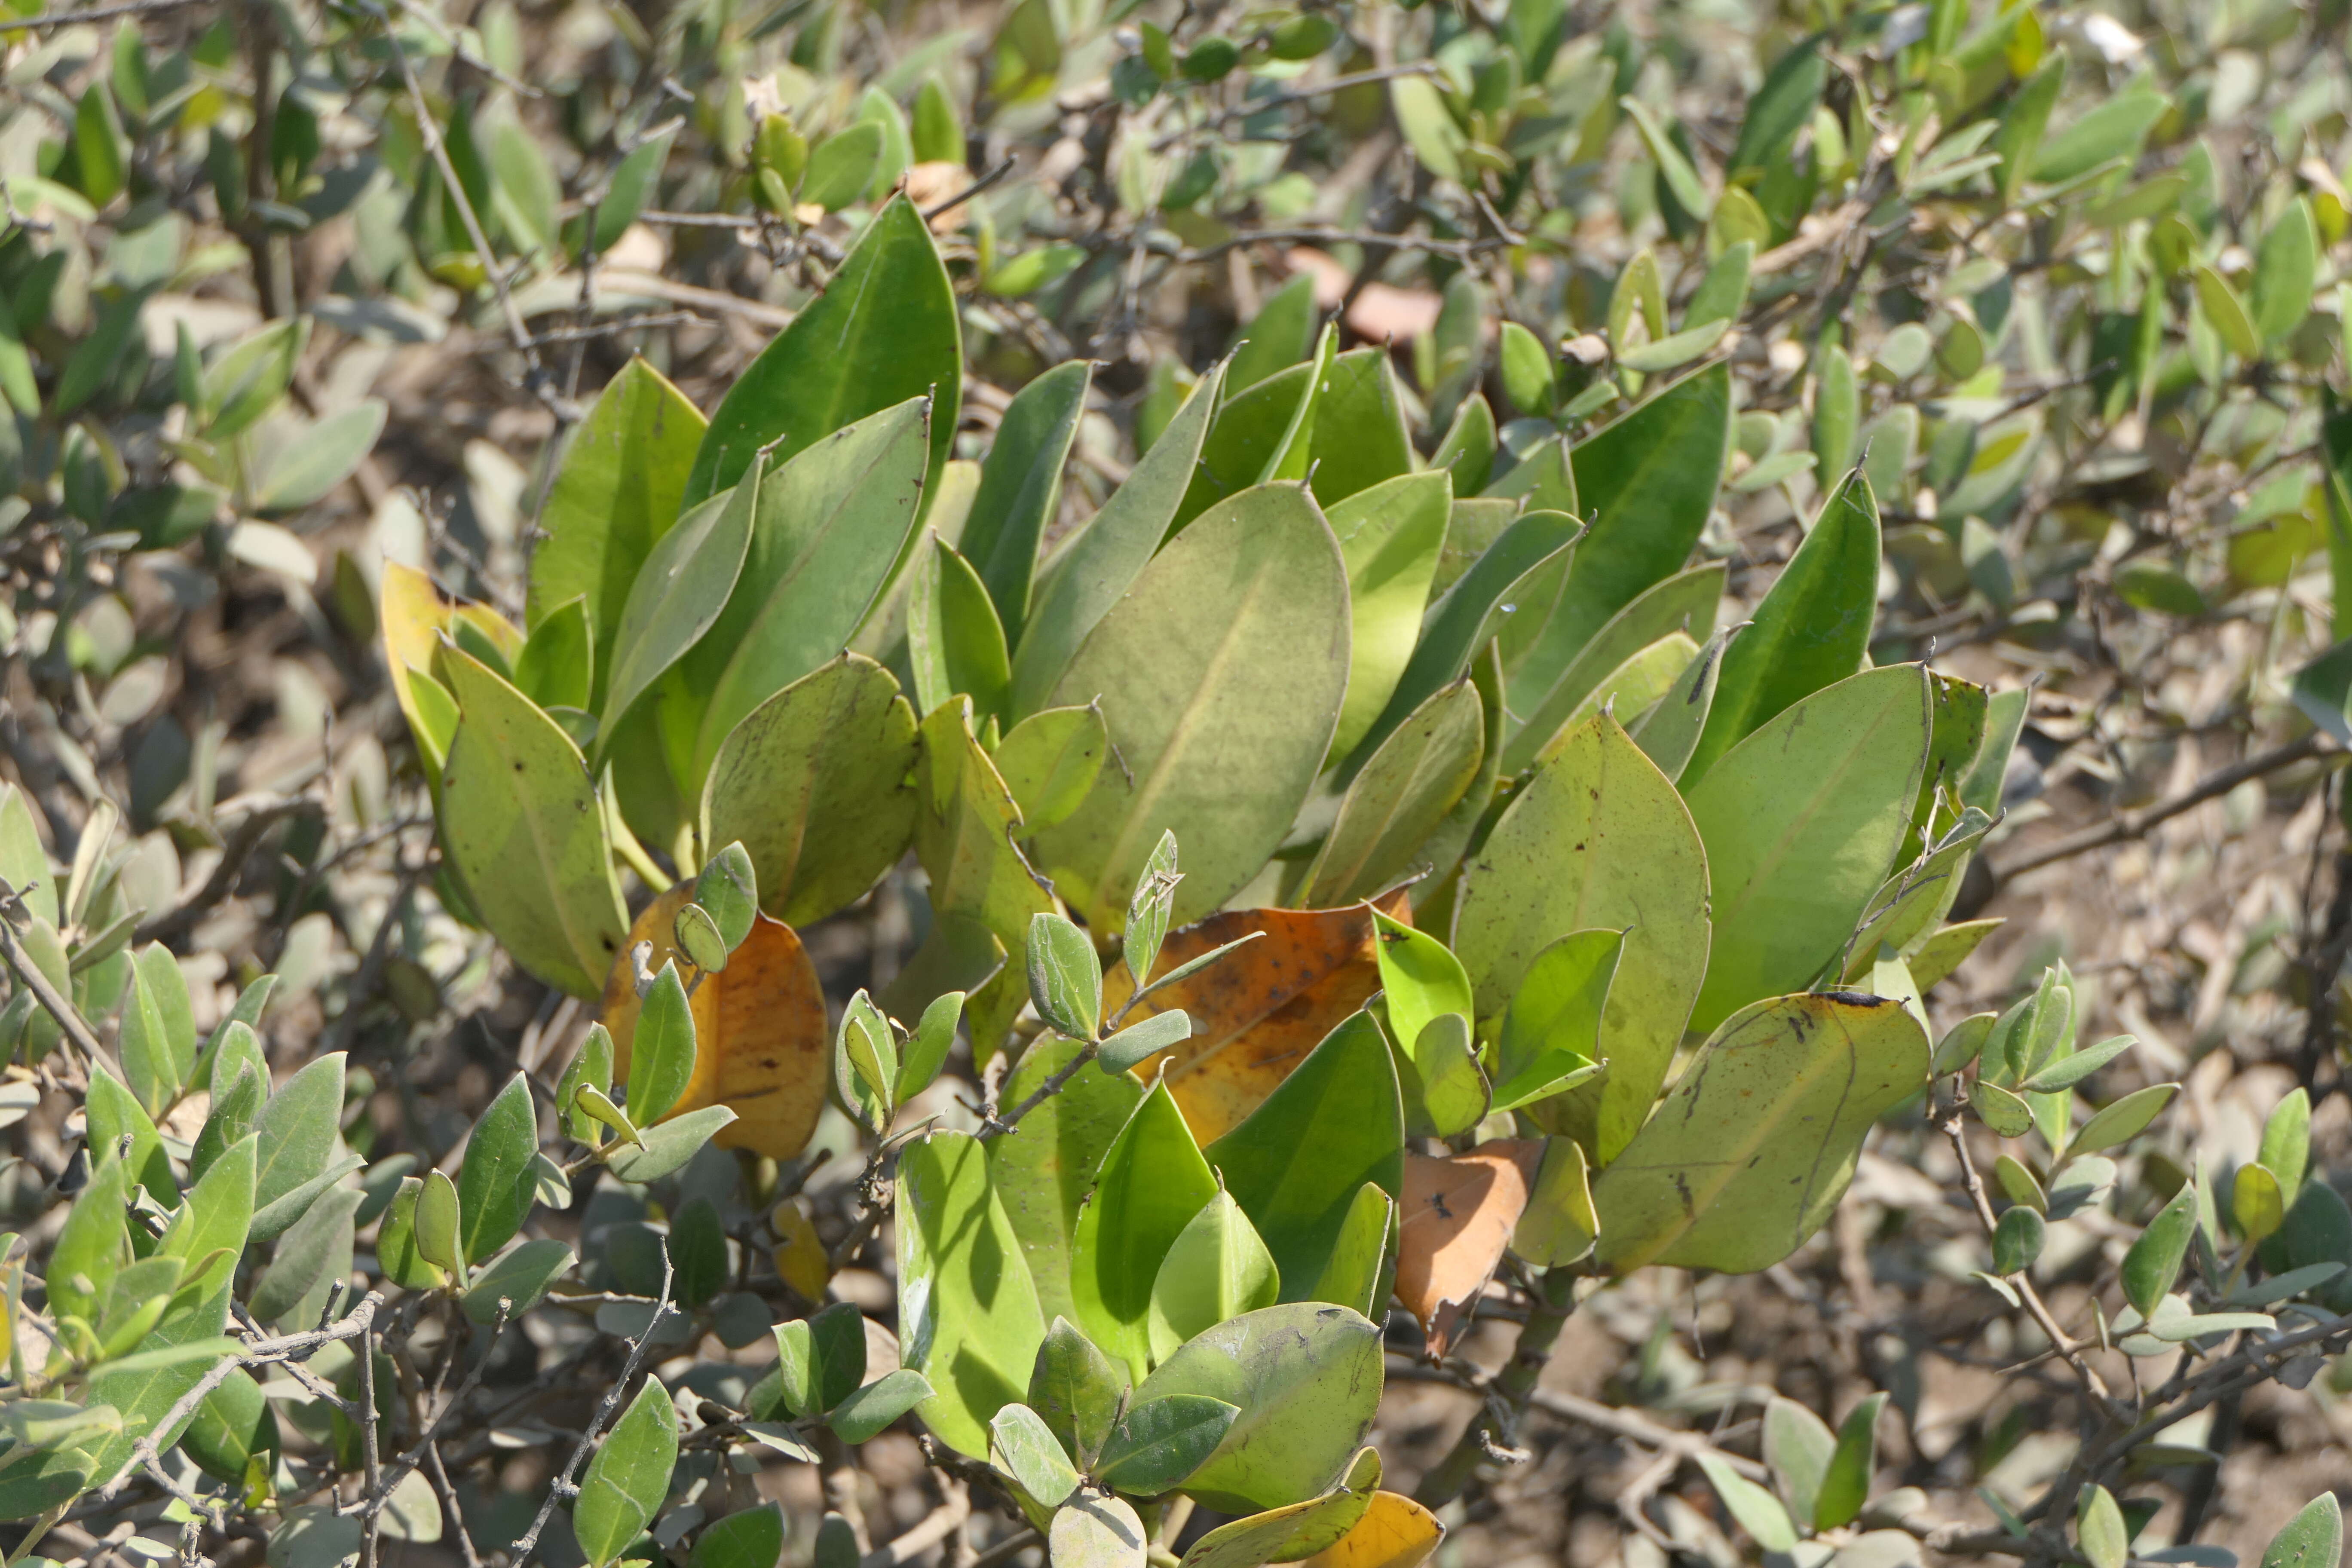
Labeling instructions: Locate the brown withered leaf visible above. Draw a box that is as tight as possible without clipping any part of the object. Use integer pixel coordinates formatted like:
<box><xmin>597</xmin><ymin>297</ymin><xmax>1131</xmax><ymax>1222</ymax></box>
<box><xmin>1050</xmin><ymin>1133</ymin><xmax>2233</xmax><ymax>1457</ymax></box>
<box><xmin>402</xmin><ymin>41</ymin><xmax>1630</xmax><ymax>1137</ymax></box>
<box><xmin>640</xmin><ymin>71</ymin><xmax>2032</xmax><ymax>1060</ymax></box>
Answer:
<box><xmin>1396</xmin><ymin>1140</ymin><xmax>1545</xmax><ymax>1356</ymax></box>
<box><xmin>1100</xmin><ymin>892</ymin><xmax>1408</xmax><ymax>1145</ymax></box>
<box><xmin>600</xmin><ymin>884</ymin><xmax>829</xmax><ymax>1159</ymax></box>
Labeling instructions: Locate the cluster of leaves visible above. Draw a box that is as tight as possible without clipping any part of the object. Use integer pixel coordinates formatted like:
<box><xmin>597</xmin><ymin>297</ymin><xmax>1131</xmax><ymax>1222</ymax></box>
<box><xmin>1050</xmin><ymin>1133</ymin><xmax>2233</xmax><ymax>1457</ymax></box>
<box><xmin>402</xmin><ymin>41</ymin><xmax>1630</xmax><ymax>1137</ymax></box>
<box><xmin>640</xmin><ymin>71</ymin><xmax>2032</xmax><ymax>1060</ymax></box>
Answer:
<box><xmin>5</xmin><ymin>0</ymin><xmax>2352</xmax><ymax>1564</ymax></box>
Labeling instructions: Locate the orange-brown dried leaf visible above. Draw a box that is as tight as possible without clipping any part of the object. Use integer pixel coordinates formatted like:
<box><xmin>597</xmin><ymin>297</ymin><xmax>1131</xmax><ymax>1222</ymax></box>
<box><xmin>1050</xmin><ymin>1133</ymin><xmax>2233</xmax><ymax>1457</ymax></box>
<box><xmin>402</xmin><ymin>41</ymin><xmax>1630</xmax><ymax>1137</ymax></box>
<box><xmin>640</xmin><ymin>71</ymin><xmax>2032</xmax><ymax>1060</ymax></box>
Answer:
<box><xmin>1101</xmin><ymin>893</ymin><xmax>1408</xmax><ymax>1145</ymax></box>
<box><xmin>1396</xmin><ymin>1140</ymin><xmax>1544</xmax><ymax>1356</ymax></box>
<box><xmin>601</xmin><ymin>885</ymin><xmax>830</xmax><ymax>1159</ymax></box>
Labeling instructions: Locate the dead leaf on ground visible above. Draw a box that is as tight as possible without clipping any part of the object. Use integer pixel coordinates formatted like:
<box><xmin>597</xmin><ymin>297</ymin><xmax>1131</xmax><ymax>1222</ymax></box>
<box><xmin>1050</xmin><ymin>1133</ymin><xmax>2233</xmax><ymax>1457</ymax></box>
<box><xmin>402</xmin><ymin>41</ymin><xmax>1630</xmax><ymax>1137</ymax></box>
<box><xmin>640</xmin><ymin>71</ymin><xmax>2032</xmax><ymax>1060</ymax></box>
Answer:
<box><xmin>1396</xmin><ymin>1139</ymin><xmax>1544</xmax><ymax>1356</ymax></box>
<box><xmin>1298</xmin><ymin>1492</ymin><xmax>1446</xmax><ymax>1568</ymax></box>
<box><xmin>1101</xmin><ymin>893</ymin><xmax>1407</xmax><ymax>1144</ymax></box>
<box><xmin>600</xmin><ymin>884</ymin><xmax>830</xmax><ymax>1159</ymax></box>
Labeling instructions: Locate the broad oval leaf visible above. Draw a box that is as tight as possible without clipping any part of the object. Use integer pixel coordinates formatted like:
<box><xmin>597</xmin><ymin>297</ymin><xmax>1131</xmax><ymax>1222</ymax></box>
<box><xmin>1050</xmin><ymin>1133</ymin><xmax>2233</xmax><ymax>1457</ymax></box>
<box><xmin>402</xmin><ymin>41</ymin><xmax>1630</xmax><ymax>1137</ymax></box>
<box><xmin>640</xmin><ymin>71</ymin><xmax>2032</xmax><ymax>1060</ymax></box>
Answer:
<box><xmin>598</xmin><ymin>464</ymin><xmax>760</xmax><ymax>746</ymax></box>
<box><xmin>573</xmin><ymin>1380</ymin><xmax>679</xmax><ymax>1568</ymax></box>
<box><xmin>1323</xmin><ymin>472</ymin><xmax>1453</xmax><ymax>764</ymax></box>
<box><xmin>1683</xmin><ymin>666</ymin><xmax>1930</xmax><ymax>1035</ymax></box>
<box><xmin>686</xmin><ymin>195</ymin><xmax>959</xmax><ymax>508</ymax></box>
<box><xmin>897</xmin><ymin>1130</ymin><xmax>1047</xmax><ymax>1458</ymax></box>
<box><xmin>1301</xmin><ymin>680</ymin><xmax>1485</xmax><ymax>909</ymax></box>
<box><xmin>1035</xmin><ymin>484</ymin><xmax>1350</xmax><ymax>929</ymax></box>
<box><xmin>964</xmin><ymin>361</ymin><xmax>1092</xmax><ymax>642</ymax></box>
<box><xmin>1592</xmin><ymin>991</ymin><xmax>1929</xmax><ymax>1274</ymax></box>
<box><xmin>1452</xmin><ymin>712</ymin><xmax>1709</xmax><ymax>1163</ymax></box>
<box><xmin>1071</xmin><ymin>1081</ymin><xmax>1219</xmax><ymax>1378</ymax></box>
<box><xmin>1130</xmin><ymin>1302</ymin><xmax>1382</xmax><ymax>1515</ymax></box>
<box><xmin>440</xmin><ymin>645</ymin><xmax>629</xmax><ymax>998</ymax></box>
<box><xmin>701</xmin><ymin>654</ymin><xmax>919</xmax><ymax>928</ymax></box>
<box><xmin>990</xmin><ymin>1037</ymin><xmax>1147</xmax><ymax>1329</ymax></box>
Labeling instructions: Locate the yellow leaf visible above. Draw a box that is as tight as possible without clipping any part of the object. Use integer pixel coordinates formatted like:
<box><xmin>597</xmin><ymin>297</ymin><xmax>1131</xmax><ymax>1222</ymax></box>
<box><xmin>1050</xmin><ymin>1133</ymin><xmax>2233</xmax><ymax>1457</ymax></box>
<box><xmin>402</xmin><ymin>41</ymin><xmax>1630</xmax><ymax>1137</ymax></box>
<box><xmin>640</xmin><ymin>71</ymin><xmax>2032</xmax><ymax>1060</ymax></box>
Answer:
<box><xmin>601</xmin><ymin>886</ymin><xmax>830</xmax><ymax>1159</ymax></box>
<box><xmin>1298</xmin><ymin>1493</ymin><xmax>1445</xmax><ymax>1568</ymax></box>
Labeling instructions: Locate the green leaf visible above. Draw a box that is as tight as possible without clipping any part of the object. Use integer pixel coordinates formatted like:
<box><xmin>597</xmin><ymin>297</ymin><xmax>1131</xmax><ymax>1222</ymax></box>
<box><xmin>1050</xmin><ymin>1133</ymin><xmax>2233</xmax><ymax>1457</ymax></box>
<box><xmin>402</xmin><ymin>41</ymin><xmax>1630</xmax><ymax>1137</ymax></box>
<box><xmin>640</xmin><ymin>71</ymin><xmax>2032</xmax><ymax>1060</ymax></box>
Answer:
<box><xmin>802</xmin><ymin>122</ymin><xmax>885</xmax><ymax>209</ymax></box>
<box><xmin>1008</xmin><ymin>361</ymin><xmax>1226</xmax><ymax>716</ymax></box>
<box><xmin>835</xmin><ymin>990</ymin><xmax>897</xmax><ymax>1135</ymax></box>
<box><xmin>629</xmin><ymin>963</ymin><xmax>696</xmax><ymax>1125</ymax></box>
<box><xmin>118</xmin><ymin>944</ymin><xmax>196</xmax><ymax>1116</ymax></box>
<box><xmin>86</xmin><ymin>1065</ymin><xmax>175</xmax><ymax>1207</ymax></box>
<box><xmin>1696</xmin><ymin>1453</ymin><xmax>1797</xmax><ymax>1553</ymax></box>
<box><xmin>990</xmin><ymin>1037</ymin><xmax>1145</xmax><ymax>1329</ymax></box>
<box><xmin>830</xmin><ymin>1368</ymin><xmax>936</xmax><ymax>1442</ymax></box>
<box><xmin>2251</xmin><ymin>199</ymin><xmax>2318</xmax><ymax>346</ymax></box>
<box><xmin>1620</xmin><ymin>97</ymin><xmax>1710</xmax><ymax>219</ymax></box>
<box><xmin>897</xmin><ymin>1130</ymin><xmax>1047</xmax><ymax>1457</ymax></box>
<box><xmin>1033</xmin><ymin>484</ymin><xmax>1348</xmax><ymax>930</ymax></box>
<box><xmin>573</xmin><ymin>1381</ymin><xmax>679</xmax><ymax>1568</ymax></box>
<box><xmin>994</xmin><ymin>707</ymin><xmax>1109</xmax><ymax>833</ymax></box>
<box><xmin>1452</xmin><ymin>713</ymin><xmax>1709</xmax><ymax>1162</ymax></box>
<box><xmin>1371</xmin><ymin>914</ymin><xmax>1472</xmax><ymax>1072</ymax></box>
<box><xmin>1626</xmin><ymin>621</ymin><xmax>1732</xmax><ymax>783</ymax></box>
<box><xmin>50</xmin><ymin>1153</ymin><xmax>129</xmax><ymax>1322</ymax></box>
<box><xmin>1507</xmin><ymin>560</ymin><xmax>1727</xmax><ymax>777</ymax></box>
<box><xmin>909</xmin><ymin>536</ymin><xmax>1013</xmax><ymax>723</ymax></box>
<box><xmin>1132</xmin><ymin>1303</ymin><xmax>1381</xmax><ymax>1514</ymax></box>
<box><xmin>1029</xmin><ymin>913</ymin><xmax>1104</xmax><ymax>1042</ymax></box>
<box><xmin>415</xmin><ymin>1169</ymin><xmax>463</xmax><ymax>1280</ymax></box>
<box><xmin>702</xmin><ymin>654</ymin><xmax>918</xmax><ymax>929</ymax></box>
<box><xmin>1207</xmin><ymin>1013</ymin><xmax>1404</xmax><ymax>1300</ymax></box>
<box><xmin>1729</xmin><ymin>37</ymin><xmax>1825</xmax><ymax>179</ymax></box>
<box><xmin>2260</xmin><ymin>1088</ymin><xmax>2311</xmax><ymax>1203</ymax></box>
<box><xmin>2193</xmin><ymin>265</ymin><xmax>2262</xmax><ymax>360</ymax></box>
<box><xmin>598</xmin><ymin>466</ymin><xmax>760</xmax><ymax>744</ymax></box>
<box><xmin>897</xmin><ymin>991</ymin><xmax>965</xmax><ymax>1102</ymax></box>
<box><xmin>248</xmin><ymin>1185</ymin><xmax>362</xmax><ymax>1322</ymax></box>
<box><xmin>1176</xmin><ymin>1453</ymin><xmax>1381</xmax><ymax>1568</ymax></box>
<box><xmin>1099</xmin><ymin>1010</ymin><xmax>1192</xmax><ymax>1073</ymax></box>
<box><xmin>1313</xmin><ymin>1182</ymin><xmax>1398</xmax><ymax>1311</ymax></box>
<box><xmin>963</xmin><ymin>361</ymin><xmax>1091</xmax><ymax>642</ymax></box>
<box><xmin>1992</xmin><ymin>1204</ymin><xmax>2045</xmax><ymax>1275</ymax></box>
<box><xmin>2261</xmin><ymin>1495</ymin><xmax>2343</xmax><ymax>1568</ymax></box>
<box><xmin>1684</xmin><ymin>667</ymin><xmax>1929</xmax><ymax>1034</ymax></box>
<box><xmin>441</xmin><ymin>646</ymin><xmax>628</xmax><ymax>998</ymax></box>
<box><xmin>1342</xmin><ymin>510</ymin><xmax>1578</xmax><ymax>779</ymax></box>
<box><xmin>459</xmin><ymin>1073</ymin><xmax>538</xmax><ymax>1265</ymax></box>
<box><xmin>1993</xmin><ymin>58</ymin><xmax>2064</xmax><ymax>201</ymax></box>
<box><xmin>181</xmin><ymin>1369</ymin><xmax>279</xmax><ymax>1487</ymax></box>
<box><xmin>2021</xmin><ymin>1033</ymin><xmax>2135</xmax><ymax>1092</ymax></box>
<box><xmin>1684</xmin><ymin>471</ymin><xmax>1883</xmax><ymax>787</ymax></box>
<box><xmin>254</xmin><ymin>402</ymin><xmax>389</xmax><ymax>513</ymax></box>
<box><xmin>2031</xmin><ymin>90</ymin><xmax>2166</xmax><ymax>184</ymax></box>
<box><xmin>687</xmin><ymin>196</ymin><xmax>959</xmax><ymax>510</ymax></box>
<box><xmin>1027</xmin><ymin>1316</ymin><xmax>1131</xmax><ymax>1469</ymax></box>
<box><xmin>1491</xmin><ymin>929</ymin><xmax>1618</xmax><ymax>1114</ymax></box>
<box><xmin>71</xmin><ymin>81</ymin><xmax>128</xmax><ymax>206</ymax></box>
<box><xmin>2071</xmin><ymin>1084</ymin><xmax>2178</xmax><ymax>1153</ymax></box>
<box><xmin>1323</xmin><ymin>472</ymin><xmax>1452</xmax><ymax>763</ymax></box>
<box><xmin>1499</xmin><ymin>323</ymin><xmax>1556</xmax><ymax>417</ymax></box>
<box><xmin>2077</xmin><ymin>1485</ymin><xmax>2128</xmax><ymax>1568</ymax></box>
<box><xmin>668</xmin><ymin>398</ymin><xmax>933</xmax><ymax>794</ymax></box>
<box><xmin>692</xmin><ymin>1506</ymin><xmax>784</xmax><ymax>1568</ymax></box>
<box><xmin>1508</xmin><ymin>365</ymin><xmax>1730</xmax><ymax>729</ymax></box>
<box><xmin>157</xmin><ymin>1130</ymin><xmax>254</xmax><ymax>1307</ymax></box>
<box><xmin>1972</xmin><ymin>1079</ymin><xmax>2034</xmax><ymax>1138</ymax></box>
<box><xmin>992</xmin><ymin>1401</ymin><xmax>1081</xmax><ymax>1507</ymax></box>
<box><xmin>1308</xmin><ymin>349</ymin><xmax>1416</xmax><ymax>507</ymax></box>
<box><xmin>913</xmin><ymin>699</ymin><xmax>1059</xmax><ymax>1057</ymax></box>
<box><xmin>1300</xmin><ymin>678</ymin><xmax>1483</xmax><ymax>908</ymax></box>
<box><xmin>695</xmin><ymin>844</ymin><xmax>759</xmax><ymax>952</ymax></box>
<box><xmin>670</xmin><ymin>1197</ymin><xmax>727</xmax><ymax>1307</ymax></box>
<box><xmin>2233</xmin><ymin>1162</ymin><xmax>2285</xmax><ymax>1243</ymax></box>
<box><xmin>377</xmin><ymin>1178</ymin><xmax>443</xmax><ymax>1291</ymax></box>
<box><xmin>1072</xmin><ymin>1081</ymin><xmax>1220</xmax><ymax>1378</ymax></box>
<box><xmin>516</xmin><ymin>597</ymin><xmax>595</xmax><ymax>714</ymax></box>
<box><xmin>1434</xmin><ymin>395</ymin><xmax>1497</xmax><ymax>496</ymax></box>
<box><xmin>1814</xmin><ymin>1393</ymin><xmax>1886</xmax><ymax>1531</ymax></box>
<box><xmin>1592</xmin><ymin>992</ymin><xmax>1928</xmax><ymax>1274</ymax></box>
<box><xmin>526</xmin><ymin>358</ymin><xmax>706</xmax><ymax>710</ymax></box>
<box><xmin>252</xmin><ymin>1052</ymin><xmax>345</xmax><ymax>1225</ymax></box>
<box><xmin>1228</xmin><ymin>275</ymin><xmax>1320</xmax><ymax>392</ymax></box>
<box><xmin>1050</xmin><ymin>1495</ymin><xmax>1147</xmax><ymax>1568</ymax></box>
<box><xmin>1147</xmin><ymin>1192</ymin><xmax>1280</xmax><ymax>1360</ymax></box>
<box><xmin>1096</xmin><ymin>1395</ymin><xmax>1242</xmax><ymax>1497</ymax></box>
<box><xmin>1176</xmin><ymin>338</ymin><xmax>1327</xmax><ymax>532</ymax></box>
